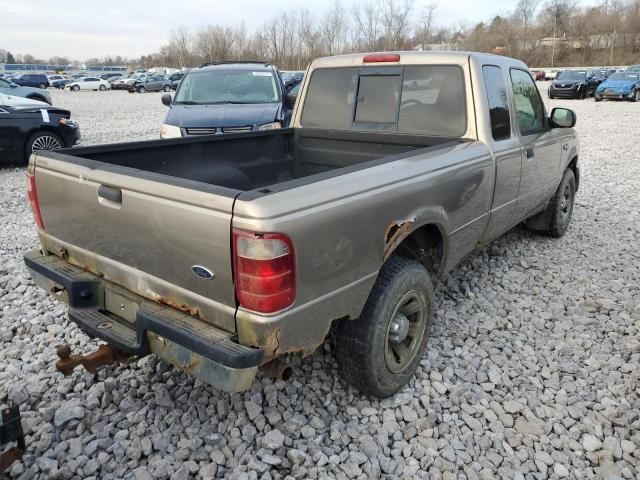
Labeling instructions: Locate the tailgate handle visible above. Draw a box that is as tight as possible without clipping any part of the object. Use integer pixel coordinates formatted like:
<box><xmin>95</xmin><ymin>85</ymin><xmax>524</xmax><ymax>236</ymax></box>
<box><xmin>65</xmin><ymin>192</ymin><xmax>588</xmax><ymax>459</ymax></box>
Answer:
<box><xmin>98</xmin><ymin>185</ymin><xmax>122</xmax><ymax>204</ymax></box>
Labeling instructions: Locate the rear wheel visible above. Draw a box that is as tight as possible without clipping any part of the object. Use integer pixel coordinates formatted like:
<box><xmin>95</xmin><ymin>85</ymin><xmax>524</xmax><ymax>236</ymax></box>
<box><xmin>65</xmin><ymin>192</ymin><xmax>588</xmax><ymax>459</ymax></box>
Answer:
<box><xmin>335</xmin><ymin>256</ymin><xmax>433</xmax><ymax>397</ymax></box>
<box><xmin>72</xmin><ymin>85</ymin><xmax>80</xmax><ymax>92</ymax></box>
<box><xmin>137</xmin><ymin>86</ymin><xmax>146</xmax><ymax>93</ymax></box>
<box><xmin>24</xmin><ymin>131</ymin><xmax>63</xmax><ymax>163</ymax></box>
<box><xmin>163</xmin><ymin>85</ymin><xmax>171</xmax><ymax>92</ymax></box>
<box><xmin>99</xmin><ymin>84</ymin><xmax>106</xmax><ymax>91</ymax></box>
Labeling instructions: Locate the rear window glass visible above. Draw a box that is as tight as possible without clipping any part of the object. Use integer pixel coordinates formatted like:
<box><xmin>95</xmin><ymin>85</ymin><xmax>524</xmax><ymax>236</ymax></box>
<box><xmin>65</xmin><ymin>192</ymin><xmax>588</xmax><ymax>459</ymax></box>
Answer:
<box><xmin>300</xmin><ymin>68</ymin><xmax>357</xmax><ymax>130</ymax></box>
<box><xmin>301</xmin><ymin>65</ymin><xmax>466</xmax><ymax>137</ymax></box>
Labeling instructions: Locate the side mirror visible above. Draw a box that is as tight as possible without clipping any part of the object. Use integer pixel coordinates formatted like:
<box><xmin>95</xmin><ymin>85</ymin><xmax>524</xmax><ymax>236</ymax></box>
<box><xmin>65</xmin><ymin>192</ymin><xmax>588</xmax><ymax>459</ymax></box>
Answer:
<box><xmin>285</xmin><ymin>92</ymin><xmax>297</xmax><ymax>108</ymax></box>
<box><xmin>161</xmin><ymin>93</ymin><xmax>172</xmax><ymax>107</ymax></box>
<box><xmin>550</xmin><ymin>107</ymin><xmax>576</xmax><ymax>128</ymax></box>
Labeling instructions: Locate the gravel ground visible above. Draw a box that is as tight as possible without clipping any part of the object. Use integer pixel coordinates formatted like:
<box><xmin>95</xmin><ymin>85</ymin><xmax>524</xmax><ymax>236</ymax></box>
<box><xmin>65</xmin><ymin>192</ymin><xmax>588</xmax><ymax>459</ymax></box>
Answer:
<box><xmin>1</xmin><ymin>86</ymin><xmax>639</xmax><ymax>480</ymax></box>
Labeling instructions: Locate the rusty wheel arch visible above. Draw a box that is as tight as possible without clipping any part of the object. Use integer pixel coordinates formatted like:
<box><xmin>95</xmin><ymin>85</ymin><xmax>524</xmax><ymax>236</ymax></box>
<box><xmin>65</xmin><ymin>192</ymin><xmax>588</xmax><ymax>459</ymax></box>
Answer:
<box><xmin>384</xmin><ymin>221</ymin><xmax>447</xmax><ymax>277</ymax></box>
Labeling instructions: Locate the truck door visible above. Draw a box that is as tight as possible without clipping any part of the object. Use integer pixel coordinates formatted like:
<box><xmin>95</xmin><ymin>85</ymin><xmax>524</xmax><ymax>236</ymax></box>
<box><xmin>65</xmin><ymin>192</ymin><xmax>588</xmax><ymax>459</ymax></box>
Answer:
<box><xmin>509</xmin><ymin>68</ymin><xmax>562</xmax><ymax>219</ymax></box>
<box><xmin>480</xmin><ymin>65</ymin><xmax>523</xmax><ymax>242</ymax></box>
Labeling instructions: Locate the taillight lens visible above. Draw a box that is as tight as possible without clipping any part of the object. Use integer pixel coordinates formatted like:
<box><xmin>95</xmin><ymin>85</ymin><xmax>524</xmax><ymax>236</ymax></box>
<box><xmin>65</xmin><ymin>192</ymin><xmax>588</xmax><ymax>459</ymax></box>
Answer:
<box><xmin>26</xmin><ymin>172</ymin><xmax>45</xmax><ymax>230</ymax></box>
<box><xmin>233</xmin><ymin>229</ymin><xmax>295</xmax><ymax>313</ymax></box>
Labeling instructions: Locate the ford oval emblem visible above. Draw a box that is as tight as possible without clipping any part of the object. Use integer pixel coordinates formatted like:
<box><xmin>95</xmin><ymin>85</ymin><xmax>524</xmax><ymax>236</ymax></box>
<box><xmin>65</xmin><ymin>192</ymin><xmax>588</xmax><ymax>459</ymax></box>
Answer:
<box><xmin>191</xmin><ymin>265</ymin><xmax>215</xmax><ymax>280</ymax></box>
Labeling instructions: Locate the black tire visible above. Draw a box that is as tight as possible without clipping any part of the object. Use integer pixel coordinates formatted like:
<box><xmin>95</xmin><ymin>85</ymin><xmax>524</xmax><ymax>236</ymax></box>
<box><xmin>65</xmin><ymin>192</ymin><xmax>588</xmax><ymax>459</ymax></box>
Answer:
<box><xmin>72</xmin><ymin>85</ymin><xmax>80</xmax><ymax>92</ymax></box>
<box><xmin>546</xmin><ymin>168</ymin><xmax>576</xmax><ymax>238</ymax></box>
<box><xmin>99</xmin><ymin>84</ymin><xmax>106</xmax><ymax>91</ymax></box>
<box><xmin>163</xmin><ymin>85</ymin><xmax>171</xmax><ymax>92</ymax></box>
<box><xmin>631</xmin><ymin>90</ymin><xmax>639</xmax><ymax>102</ymax></box>
<box><xmin>24</xmin><ymin>131</ymin><xmax>64</xmax><ymax>163</ymax></box>
<box><xmin>595</xmin><ymin>96</ymin><xmax>602</xmax><ymax>102</ymax></box>
<box><xmin>137</xmin><ymin>86</ymin><xmax>145</xmax><ymax>93</ymax></box>
<box><xmin>335</xmin><ymin>256</ymin><xmax>433</xmax><ymax>398</ymax></box>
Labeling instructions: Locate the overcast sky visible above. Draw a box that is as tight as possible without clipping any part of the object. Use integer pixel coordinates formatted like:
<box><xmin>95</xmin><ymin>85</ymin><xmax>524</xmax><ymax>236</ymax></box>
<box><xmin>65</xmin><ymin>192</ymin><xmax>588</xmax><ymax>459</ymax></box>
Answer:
<box><xmin>1</xmin><ymin>0</ymin><xmax>598</xmax><ymax>61</ymax></box>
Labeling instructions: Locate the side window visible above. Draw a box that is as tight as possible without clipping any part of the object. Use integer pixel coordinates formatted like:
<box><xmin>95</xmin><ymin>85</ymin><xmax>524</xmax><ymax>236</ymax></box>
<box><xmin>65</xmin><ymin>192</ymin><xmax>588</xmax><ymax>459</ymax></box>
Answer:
<box><xmin>510</xmin><ymin>69</ymin><xmax>545</xmax><ymax>134</ymax></box>
<box><xmin>482</xmin><ymin>66</ymin><xmax>511</xmax><ymax>141</ymax></box>
<box><xmin>0</xmin><ymin>78</ymin><xmax>10</xmax><ymax>87</ymax></box>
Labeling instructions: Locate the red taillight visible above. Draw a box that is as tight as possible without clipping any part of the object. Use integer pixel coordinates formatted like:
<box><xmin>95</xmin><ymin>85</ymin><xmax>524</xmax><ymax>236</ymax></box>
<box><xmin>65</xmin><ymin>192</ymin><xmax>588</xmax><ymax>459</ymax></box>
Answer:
<box><xmin>26</xmin><ymin>172</ymin><xmax>45</xmax><ymax>230</ymax></box>
<box><xmin>363</xmin><ymin>53</ymin><xmax>401</xmax><ymax>63</ymax></box>
<box><xmin>233</xmin><ymin>229</ymin><xmax>295</xmax><ymax>314</ymax></box>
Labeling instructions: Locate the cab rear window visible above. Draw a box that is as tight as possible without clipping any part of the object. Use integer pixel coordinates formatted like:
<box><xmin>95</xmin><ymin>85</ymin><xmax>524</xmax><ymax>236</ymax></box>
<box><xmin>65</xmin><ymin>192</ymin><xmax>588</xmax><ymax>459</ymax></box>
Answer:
<box><xmin>301</xmin><ymin>65</ymin><xmax>466</xmax><ymax>137</ymax></box>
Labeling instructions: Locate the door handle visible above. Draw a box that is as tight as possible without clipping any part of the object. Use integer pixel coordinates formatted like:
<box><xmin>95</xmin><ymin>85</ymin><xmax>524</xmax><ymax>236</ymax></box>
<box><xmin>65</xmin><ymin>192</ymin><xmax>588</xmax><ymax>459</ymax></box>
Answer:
<box><xmin>98</xmin><ymin>185</ymin><xmax>122</xmax><ymax>203</ymax></box>
<box><xmin>526</xmin><ymin>149</ymin><xmax>534</xmax><ymax>159</ymax></box>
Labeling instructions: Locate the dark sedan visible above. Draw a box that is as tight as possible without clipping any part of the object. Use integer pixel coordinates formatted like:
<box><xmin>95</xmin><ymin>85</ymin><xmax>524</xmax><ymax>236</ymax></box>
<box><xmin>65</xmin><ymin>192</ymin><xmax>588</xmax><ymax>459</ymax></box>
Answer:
<box><xmin>548</xmin><ymin>70</ymin><xmax>602</xmax><ymax>99</ymax></box>
<box><xmin>168</xmin><ymin>72</ymin><xmax>185</xmax><ymax>91</ymax></box>
<box><xmin>0</xmin><ymin>94</ymin><xmax>80</xmax><ymax>164</ymax></box>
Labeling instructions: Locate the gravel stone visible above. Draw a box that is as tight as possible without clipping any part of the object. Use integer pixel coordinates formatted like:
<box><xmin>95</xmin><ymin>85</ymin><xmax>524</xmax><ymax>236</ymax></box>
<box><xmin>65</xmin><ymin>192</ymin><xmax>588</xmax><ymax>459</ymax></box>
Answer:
<box><xmin>583</xmin><ymin>434</ymin><xmax>603</xmax><ymax>452</ymax></box>
<box><xmin>2</xmin><ymin>88</ymin><xmax>640</xmax><ymax>480</ymax></box>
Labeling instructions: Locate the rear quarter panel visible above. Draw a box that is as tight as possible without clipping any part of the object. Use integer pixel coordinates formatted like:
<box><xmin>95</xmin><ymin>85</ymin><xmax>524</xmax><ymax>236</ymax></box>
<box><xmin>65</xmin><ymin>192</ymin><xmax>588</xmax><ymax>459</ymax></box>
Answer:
<box><xmin>232</xmin><ymin>140</ymin><xmax>494</xmax><ymax>355</ymax></box>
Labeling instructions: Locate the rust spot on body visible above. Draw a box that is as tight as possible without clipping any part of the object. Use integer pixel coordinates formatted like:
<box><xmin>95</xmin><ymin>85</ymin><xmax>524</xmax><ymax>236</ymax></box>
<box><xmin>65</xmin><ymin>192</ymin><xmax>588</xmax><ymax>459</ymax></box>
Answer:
<box><xmin>156</xmin><ymin>296</ymin><xmax>200</xmax><ymax>318</ymax></box>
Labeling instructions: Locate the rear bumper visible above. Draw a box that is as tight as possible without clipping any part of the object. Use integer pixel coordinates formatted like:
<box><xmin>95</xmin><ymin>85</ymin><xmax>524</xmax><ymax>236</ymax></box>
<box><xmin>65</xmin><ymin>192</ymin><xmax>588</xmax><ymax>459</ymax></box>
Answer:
<box><xmin>24</xmin><ymin>249</ymin><xmax>262</xmax><ymax>392</ymax></box>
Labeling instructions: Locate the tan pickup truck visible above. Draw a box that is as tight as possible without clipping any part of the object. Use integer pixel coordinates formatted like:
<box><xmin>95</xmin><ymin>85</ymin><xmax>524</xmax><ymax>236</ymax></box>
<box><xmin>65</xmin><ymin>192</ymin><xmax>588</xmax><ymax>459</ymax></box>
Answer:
<box><xmin>24</xmin><ymin>52</ymin><xmax>579</xmax><ymax>397</ymax></box>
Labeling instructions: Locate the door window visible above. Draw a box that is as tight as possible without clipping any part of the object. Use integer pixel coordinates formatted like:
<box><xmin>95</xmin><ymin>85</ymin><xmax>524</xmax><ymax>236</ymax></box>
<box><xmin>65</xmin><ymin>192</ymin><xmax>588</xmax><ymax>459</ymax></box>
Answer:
<box><xmin>510</xmin><ymin>69</ymin><xmax>545</xmax><ymax>134</ymax></box>
<box><xmin>482</xmin><ymin>66</ymin><xmax>511</xmax><ymax>141</ymax></box>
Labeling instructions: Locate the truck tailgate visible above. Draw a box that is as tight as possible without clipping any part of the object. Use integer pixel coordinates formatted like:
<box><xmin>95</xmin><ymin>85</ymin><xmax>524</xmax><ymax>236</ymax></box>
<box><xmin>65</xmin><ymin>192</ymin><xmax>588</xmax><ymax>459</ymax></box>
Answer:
<box><xmin>33</xmin><ymin>153</ymin><xmax>240</xmax><ymax>332</ymax></box>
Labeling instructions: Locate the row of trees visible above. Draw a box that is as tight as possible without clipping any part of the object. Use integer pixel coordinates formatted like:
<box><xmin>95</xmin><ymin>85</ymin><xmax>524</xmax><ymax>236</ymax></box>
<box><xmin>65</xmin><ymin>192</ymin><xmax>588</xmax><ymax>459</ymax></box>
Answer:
<box><xmin>4</xmin><ymin>0</ymin><xmax>640</xmax><ymax>70</ymax></box>
<box><xmin>143</xmin><ymin>0</ymin><xmax>640</xmax><ymax>70</ymax></box>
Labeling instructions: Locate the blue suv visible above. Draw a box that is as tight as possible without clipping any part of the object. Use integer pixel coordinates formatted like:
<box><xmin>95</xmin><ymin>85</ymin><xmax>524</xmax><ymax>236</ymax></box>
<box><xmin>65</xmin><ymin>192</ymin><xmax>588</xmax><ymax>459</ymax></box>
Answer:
<box><xmin>12</xmin><ymin>73</ymin><xmax>50</xmax><ymax>89</ymax></box>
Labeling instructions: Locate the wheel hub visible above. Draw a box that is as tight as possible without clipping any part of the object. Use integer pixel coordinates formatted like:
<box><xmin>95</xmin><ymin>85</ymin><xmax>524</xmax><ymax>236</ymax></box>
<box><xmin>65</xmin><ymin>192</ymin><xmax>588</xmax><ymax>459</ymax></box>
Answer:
<box><xmin>388</xmin><ymin>312</ymin><xmax>410</xmax><ymax>344</ymax></box>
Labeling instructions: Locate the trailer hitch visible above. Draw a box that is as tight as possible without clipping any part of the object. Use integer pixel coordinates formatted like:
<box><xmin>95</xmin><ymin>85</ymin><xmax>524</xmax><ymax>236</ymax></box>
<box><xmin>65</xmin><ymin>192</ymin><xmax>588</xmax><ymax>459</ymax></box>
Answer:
<box><xmin>56</xmin><ymin>344</ymin><xmax>133</xmax><ymax>376</ymax></box>
<box><xmin>0</xmin><ymin>405</ymin><xmax>25</xmax><ymax>473</ymax></box>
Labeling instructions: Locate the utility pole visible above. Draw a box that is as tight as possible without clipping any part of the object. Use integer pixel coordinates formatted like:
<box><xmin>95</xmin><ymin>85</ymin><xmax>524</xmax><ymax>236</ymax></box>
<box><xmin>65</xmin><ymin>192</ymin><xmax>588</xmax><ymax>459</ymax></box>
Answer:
<box><xmin>551</xmin><ymin>19</ymin><xmax>557</xmax><ymax>68</ymax></box>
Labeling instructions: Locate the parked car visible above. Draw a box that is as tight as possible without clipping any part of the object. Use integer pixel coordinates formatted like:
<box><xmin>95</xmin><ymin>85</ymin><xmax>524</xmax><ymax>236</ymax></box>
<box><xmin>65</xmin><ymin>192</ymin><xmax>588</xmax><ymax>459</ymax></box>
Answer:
<box><xmin>65</xmin><ymin>77</ymin><xmax>111</xmax><ymax>92</ymax></box>
<box><xmin>168</xmin><ymin>72</ymin><xmax>185</xmax><ymax>91</ymax></box>
<box><xmin>24</xmin><ymin>52</ymin><xmax>579</xmax><ymax>398</ymax></box>
<box><xmin>544</xmin><ymin>69</ymin><xmax>560</xmax><ymax>80</ymax></box>
<box><xmin>47</xmin><ymin>75</ymin><xmax>66</xmax><ymax>84</ymax></box>
<box><xmin>0</xmin><ymin>77</ymin><xmax>52</xmax><ymax>104</ymax></box>
<box><xmin>627</xmin><ymin>64</ymin><xmax>640</xmax><ymax>72</ymax></box>
<box><xmin>594</xmin><ymin>71</ymin><xmax>640</xmax><ymax>101</ymax></box>
<box><xmin>129</xmin><ymin>74</ymin><xmax>172</xmax><ymax>93</ymax></box>
<box><xmin>530</xmin><ymin>70</ymin><xmax>545</xmax><ymax>81</ymax></box>
<box><xmin>548</xmin><ymin>70</ymin><xmax>602</xmax><ymax>99</ymax></box>
<box><xmin>0</xmin><ymin>93</ymin><xmax>80</xmax><ymax>164</ymax></box>
<box><xmin>107</xmin><ymin>75</ymin><xmax>126</xmax><ymax>85</ymax></box>
<box><xmin>51</xmin><ymin>78</ymin><xmax>72</xmax><ymax>89</ymax></box>
<box><xmin>112</xmin><ymin>73</ymin><xmax>147</xmax><ymax>90</ymax></box>
<box><xmin>160</xmin><ymin>62</ymin><xmax>296</xmax><ymax>138</ymax></box>
<box><xmin>12</xmin><ymin>73</ymin><xmax>50</xmax><ymax>89</ymax></box>
<box><xmin>100</xmin><ymin>73</ymin><xmax>121</xmax><ymax>81</ymax></box>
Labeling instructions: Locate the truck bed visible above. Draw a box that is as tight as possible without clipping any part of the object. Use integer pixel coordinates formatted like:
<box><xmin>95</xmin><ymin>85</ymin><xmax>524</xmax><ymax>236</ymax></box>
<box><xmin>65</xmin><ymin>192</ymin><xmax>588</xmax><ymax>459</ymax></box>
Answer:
<box><xmin>55</xmin><ymin>129</ymin><xmax>458</xmax><ymax>192</ymax></box>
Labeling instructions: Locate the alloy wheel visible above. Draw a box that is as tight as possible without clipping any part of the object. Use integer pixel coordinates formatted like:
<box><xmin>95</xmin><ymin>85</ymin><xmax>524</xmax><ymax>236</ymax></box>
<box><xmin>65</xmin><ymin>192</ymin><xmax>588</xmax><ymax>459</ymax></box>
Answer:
<box><xmin>31</xmin><ymin>135</ymin><xmax>62</xmax><ymax>152</ymax></box>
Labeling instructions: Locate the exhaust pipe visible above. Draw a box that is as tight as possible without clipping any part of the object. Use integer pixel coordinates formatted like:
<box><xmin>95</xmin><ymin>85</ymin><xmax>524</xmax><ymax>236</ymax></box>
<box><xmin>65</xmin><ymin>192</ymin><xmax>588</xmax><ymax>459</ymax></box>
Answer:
<box><xmin>260</xmin><ymin>359</ymin><xmax>293</xmax><ymax>381</ymax></box>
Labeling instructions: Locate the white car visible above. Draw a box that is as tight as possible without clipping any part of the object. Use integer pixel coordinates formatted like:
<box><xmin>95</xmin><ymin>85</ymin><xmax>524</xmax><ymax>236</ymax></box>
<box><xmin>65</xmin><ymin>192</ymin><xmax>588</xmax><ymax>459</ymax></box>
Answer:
<box><xmin>0</xmin><ymin>92</ymin><xmax>49</xmax><ymax>107</ymax></box>
<box><xmin>65</xmin><ymin>77</ymin><xmax>111</xmax><ymax>92</ymax></box>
